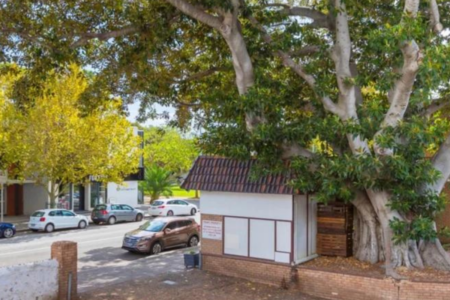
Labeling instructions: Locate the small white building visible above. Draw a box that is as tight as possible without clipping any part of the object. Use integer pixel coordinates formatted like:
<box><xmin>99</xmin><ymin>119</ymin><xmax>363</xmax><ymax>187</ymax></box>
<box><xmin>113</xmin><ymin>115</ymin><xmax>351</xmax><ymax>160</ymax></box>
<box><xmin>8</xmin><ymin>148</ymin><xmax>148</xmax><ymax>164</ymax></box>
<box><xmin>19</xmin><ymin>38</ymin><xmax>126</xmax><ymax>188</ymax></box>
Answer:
<box><xmin>182</xmin><ymin>156</ymin><xmax>318</xmax><ymax>283</ymax></box>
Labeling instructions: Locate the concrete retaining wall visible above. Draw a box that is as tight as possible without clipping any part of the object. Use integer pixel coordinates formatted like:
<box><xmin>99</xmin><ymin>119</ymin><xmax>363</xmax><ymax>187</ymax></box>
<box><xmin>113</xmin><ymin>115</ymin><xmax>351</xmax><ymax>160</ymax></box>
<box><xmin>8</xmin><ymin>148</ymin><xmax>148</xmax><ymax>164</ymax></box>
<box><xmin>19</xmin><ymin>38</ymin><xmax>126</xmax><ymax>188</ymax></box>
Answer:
<box><xmin>0</xmin><ymin>259</ymin><xmax>58</xmax><ymax>300</ymax></box>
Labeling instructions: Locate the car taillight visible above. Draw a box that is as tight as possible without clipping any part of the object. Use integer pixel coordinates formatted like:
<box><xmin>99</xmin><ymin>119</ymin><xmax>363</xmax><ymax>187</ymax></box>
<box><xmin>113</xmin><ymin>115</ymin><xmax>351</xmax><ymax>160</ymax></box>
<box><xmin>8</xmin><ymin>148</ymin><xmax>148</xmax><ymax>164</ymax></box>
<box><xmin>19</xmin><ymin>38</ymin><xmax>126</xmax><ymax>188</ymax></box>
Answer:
<box><xmin>39</xmin><ymin>217</ymin><xmax>46</xmax><ymax>222</ymax></box>
<box><xmin>100</xmin><ymin>210</ymin><xmax>108</xmax><ymax>215</ymax></box>
<box><xmin>158</xmin><ymin>205</ymin><xmax>165</xmax><ymax>209</ymax></box>
<box><xmin>197</xmin><ymin>224</ymin><xmax>201</xmax><ymax>231</ymax></box>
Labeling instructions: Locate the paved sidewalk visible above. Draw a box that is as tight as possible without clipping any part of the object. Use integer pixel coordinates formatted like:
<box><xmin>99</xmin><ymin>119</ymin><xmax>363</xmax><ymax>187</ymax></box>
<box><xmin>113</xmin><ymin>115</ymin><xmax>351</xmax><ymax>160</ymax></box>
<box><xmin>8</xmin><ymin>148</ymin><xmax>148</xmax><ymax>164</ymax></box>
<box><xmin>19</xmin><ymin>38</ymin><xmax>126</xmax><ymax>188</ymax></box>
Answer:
<box><xmin>79</xmin><ymin>269</ymin><xmax>324</xmax><ymax>300</ymax></box>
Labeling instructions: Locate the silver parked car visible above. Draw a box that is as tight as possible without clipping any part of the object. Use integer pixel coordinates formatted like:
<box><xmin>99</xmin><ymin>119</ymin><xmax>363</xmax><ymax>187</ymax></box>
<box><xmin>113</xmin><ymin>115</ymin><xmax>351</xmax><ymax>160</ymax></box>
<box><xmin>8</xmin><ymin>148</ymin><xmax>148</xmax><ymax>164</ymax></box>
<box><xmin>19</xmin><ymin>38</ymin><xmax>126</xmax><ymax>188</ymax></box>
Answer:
<box><xmin>91</xmin><ymin>204</ymin><xmax>144</xmax><ymax>225</ymax></box>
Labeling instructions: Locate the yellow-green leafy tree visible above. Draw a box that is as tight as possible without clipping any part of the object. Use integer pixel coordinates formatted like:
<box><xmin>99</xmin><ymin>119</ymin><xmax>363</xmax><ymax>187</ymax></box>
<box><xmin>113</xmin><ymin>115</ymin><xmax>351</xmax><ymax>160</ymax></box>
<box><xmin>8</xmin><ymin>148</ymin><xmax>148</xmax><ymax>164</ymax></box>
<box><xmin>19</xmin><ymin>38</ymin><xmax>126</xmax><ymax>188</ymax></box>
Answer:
<box><xmin>6</xmin><ymin>64</ymin><xmax>142</xmax><ymax>208</ymax></box>
<box><xmin>0</xmin><ymin>65</ymin><xmax>24</xmax><ymax>173</ymax></box>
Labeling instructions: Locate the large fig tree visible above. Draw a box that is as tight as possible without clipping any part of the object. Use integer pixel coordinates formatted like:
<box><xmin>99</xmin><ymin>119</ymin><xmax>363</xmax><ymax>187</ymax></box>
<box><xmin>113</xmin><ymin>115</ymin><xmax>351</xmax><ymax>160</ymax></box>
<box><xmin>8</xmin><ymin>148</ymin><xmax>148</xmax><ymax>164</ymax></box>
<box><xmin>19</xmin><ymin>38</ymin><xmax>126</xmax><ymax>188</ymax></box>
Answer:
<box><xmin>1</xmin><ymin>0</ymin><xmax>450</xmax><ymax>275</ymax></box>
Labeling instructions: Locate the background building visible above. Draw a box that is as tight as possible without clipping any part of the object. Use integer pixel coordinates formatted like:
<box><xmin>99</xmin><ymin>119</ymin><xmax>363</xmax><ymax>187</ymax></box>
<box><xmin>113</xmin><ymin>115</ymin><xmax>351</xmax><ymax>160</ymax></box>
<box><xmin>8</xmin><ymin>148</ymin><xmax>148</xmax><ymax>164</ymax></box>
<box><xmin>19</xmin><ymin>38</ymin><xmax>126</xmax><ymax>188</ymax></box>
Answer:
<box><xmin>0</xmin><ymin>128</ymin><xmax>144</xmax><ymax>216</ymax></box>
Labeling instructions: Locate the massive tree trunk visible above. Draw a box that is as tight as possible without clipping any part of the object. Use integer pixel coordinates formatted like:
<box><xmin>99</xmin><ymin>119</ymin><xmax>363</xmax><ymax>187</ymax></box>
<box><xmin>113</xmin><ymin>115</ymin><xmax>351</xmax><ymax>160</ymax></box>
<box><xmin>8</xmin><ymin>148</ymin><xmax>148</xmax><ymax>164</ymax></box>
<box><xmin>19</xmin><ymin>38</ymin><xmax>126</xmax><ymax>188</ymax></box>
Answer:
<box><xmin>352</xmin><ymin>191</ymin><xmax>384</xmax><ymax>264</ymax></box>
<box><xmin>352</xmin><ymin>188</ymin><xmax>450</xmax><ymax>272</ymax></box>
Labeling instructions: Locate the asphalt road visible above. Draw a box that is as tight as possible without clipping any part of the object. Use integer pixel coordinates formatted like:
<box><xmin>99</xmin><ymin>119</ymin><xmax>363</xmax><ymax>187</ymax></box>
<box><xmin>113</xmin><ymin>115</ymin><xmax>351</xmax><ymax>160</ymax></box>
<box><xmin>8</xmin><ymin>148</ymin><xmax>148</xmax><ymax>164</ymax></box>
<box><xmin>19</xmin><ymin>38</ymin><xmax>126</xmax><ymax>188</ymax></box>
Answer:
<box><xmin>0</xmin><ymin>213</ymin><xmax>201</xmax><ymax>292</ymax></box>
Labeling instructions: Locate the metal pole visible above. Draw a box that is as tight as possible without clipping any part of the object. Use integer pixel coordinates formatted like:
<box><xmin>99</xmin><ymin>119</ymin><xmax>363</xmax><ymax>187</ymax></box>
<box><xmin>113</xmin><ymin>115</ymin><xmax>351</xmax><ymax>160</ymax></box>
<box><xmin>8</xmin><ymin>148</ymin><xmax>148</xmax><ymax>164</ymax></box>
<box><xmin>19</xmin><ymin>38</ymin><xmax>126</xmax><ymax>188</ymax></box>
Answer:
<box><xmin>67</xmin><ymin>271</ymin><xmax>72</xmax><ymax>300</ymax></box>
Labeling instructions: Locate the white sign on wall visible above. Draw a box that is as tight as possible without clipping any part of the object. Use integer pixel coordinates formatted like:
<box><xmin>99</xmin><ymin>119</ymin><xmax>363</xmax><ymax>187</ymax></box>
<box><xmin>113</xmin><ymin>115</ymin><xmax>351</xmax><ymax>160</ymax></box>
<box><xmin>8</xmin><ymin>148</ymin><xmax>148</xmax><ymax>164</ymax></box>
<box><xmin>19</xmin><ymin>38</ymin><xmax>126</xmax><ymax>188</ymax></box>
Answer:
<box><xmin>202</xmin><ymin>220</ymin><xmax>223</xmax><ymax>240</ymax></box>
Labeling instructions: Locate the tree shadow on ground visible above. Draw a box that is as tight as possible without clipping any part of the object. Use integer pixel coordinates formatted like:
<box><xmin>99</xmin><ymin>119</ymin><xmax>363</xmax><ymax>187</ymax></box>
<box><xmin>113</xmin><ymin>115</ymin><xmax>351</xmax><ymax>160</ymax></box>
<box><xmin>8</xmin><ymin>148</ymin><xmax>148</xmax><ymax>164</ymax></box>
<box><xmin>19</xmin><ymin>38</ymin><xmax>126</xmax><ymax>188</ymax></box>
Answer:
<box><xmin>78</xmin><ymin>245</ymin><xmax>198</xmax><ymax>292</ymax></box>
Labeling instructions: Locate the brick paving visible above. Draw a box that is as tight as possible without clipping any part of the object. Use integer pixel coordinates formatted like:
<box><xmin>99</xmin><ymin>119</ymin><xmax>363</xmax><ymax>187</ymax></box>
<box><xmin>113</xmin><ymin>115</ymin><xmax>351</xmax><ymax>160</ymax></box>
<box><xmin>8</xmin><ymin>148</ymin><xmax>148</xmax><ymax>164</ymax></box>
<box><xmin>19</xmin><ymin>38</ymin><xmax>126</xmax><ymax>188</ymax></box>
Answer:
<box><xmin>78</xmin><ymin>269</ymin><xmax>324</xmax><ymax>300</ymax></box>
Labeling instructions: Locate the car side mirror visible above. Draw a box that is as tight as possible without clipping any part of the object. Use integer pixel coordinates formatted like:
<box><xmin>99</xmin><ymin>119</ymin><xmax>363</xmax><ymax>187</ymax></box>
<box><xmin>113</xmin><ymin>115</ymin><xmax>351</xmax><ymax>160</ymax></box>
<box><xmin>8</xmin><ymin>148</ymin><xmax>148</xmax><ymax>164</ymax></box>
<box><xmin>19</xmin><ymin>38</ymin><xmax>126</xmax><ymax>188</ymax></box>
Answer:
<box><xmin>164</xmin><ymin>228</ymin><xmax>171</xmax><ymax>234</ymax></box>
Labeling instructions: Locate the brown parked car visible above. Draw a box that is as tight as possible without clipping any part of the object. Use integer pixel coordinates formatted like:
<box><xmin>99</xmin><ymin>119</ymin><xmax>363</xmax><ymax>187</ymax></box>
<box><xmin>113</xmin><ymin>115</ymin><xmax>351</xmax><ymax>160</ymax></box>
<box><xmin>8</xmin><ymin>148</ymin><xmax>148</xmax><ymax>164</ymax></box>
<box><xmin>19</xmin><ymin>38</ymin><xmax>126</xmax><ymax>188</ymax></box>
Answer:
<box><xmin>122</xmin><ymin>217</ymin><xmax>200</xmax><ymax>254</ymax></box>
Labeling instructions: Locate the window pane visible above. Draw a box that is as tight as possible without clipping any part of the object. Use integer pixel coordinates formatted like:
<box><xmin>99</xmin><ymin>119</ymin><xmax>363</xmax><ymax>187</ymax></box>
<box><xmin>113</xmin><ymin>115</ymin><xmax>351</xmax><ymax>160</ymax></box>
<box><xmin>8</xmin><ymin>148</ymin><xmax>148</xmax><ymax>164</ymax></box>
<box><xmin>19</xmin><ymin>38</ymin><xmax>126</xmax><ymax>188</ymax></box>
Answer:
<box><xmin>49</xmin><ymin>211</ymin><xmax>56</xmax><ymax>217</ymax></box>
<box><xmin>62</xmin><ymin>210</ymin><xmax>75</xmax><ymax>217</ymax></box>
<box><xmin>166</xmin><ymin>222</ymin><xmax>177</xmax><ymax>230</ymax></box>
<box><xmin>224</xmin><ymin>217</ymin><xmax>248</xmax><ymax>257</ymax></box>
<box><xmin>32</xmin><ymin>211</ymin><xmax>45</xmax><ymax>217</ymax></box>
<box><xmin>94</xmin><ymin>204</ymin><xmax>107</xmax><ymax>211</ymax></box>
<box><xmin>121</xmin><ymin>205</ymin><xmax>132</xmax><ymax>211</ymax></box>
<box><xmin>250</xmin><ymin>219</ymin><xmax>275</xmax><ymax>260</ymax></box>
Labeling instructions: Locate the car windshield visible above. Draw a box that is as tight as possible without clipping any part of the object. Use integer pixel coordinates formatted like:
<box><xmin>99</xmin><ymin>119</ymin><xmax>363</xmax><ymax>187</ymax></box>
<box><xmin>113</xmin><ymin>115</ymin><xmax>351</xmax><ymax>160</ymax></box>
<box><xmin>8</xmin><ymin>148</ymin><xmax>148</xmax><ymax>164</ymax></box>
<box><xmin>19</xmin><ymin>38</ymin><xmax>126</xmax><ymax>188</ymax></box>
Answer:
<box><xmin>31</xmin><ymin>211</ymin><xmax>45</xmax><ymax>217</ymax></box>
<box><xmin>94</xmin><ymin>205</ymin><xmax>107</xmax><ymax>211</ymax></box>
<box><xmin>139</xmin><ymin>220</ymin><xmax>166</xmax><ymax>232</ymax></box>
<box><xmin>151</xmin><ymin>201</ymin><xmax>165</xmax><ymax>206</ymax></box>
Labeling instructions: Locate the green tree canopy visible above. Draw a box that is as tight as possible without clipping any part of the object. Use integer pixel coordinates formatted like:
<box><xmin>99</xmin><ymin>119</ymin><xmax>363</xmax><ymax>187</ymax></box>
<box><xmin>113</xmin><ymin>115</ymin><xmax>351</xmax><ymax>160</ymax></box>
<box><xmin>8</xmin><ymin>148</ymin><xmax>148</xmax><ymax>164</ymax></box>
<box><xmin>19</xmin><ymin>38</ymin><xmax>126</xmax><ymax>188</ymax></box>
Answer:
<box><xmin>143</xmin><ymin>126</ymin><xmax>199</xmax><ymax>176</ymax></box>
<box><xmin>0</xmin><ymin>64</ymin><xmax>142</xmax><ymax>207</ymax></box>
<box><xmin>2</xmin><ymin>0</ymin><xmax>450</xmax><ymax>274</ymax></box>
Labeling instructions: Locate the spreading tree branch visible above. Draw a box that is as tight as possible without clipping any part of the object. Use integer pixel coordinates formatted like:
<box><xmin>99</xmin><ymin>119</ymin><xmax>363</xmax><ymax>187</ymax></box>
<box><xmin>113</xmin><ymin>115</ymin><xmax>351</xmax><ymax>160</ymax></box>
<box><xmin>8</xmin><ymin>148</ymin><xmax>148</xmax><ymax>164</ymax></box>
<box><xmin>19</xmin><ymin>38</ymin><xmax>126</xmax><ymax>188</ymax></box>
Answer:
<box><xmin>404</xmin><ymin>0</ymin><xmax>420</xmax><ymax>16</ymax></box>
<box><xmin>281</xmin><ymin>143</ymin><xmax>314</xmax><ymax>159</ymax></box>
<box><xmin>288</xmin><ymin>45</ymin><xmax>320</xmax><ymax>57</ymax></box>
<box><xmin>248</xmin><ymin>15</ymin><xmax>344</xmax><ymax>118</ymax></box>
<box><xmin>280</xmin><ymin>6</ymin><xmax>331</xmax><ymax>29</ymax></box>
<box><xmin>373</xmin><ymin>0</ymin><xmax>423</xmax><ymax>156</ymax></box>
<box><xmin>373</xmin><ymin>41</ymin><xmax>422</xmax><ymax>156</ymax></box>
<box><xmin>330</xmin><ymin>0</ymin><xmax>356</xmax><ymax>119</ymax></box>
<box><xmin>430</xmin><ymin>134</ymin><xmax>450</xmax><ymax>195</ymax></box>
<box><xmin>70</xmin><ymin>25</ymin><xmax>140</xmax><ymax>48</ymax></box>
<box><xmin>422</xmin><ymin>97</ymin><xmax>450</xmax><ymax>117</ymax></box>
<box><xmin>165</xmin><ymin>0</ymin><xmax>259</xmax><ymax>132</ymax></box>
<box><xmin>164</xmin><ymin>0</ymin><xmax>223</xmax><ymax>30</ymax></box>
<box><xmin>429</xmin><ymin>0</ymin><xmax>444</xmax><ymax>33</ymax></box>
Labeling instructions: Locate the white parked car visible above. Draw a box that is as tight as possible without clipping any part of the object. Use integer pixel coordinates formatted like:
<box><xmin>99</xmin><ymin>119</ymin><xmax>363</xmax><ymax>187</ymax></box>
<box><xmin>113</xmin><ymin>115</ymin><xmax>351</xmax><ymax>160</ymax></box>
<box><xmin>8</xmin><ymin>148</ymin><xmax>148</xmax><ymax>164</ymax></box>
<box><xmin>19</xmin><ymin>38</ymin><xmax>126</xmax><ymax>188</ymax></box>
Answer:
<box><xmin>28</xmin><ymin>209</ymin><xmax>89</xmax><ymax>233</ymax></box>
<box><xmin>149</xmin><ymin>199</ymin><xmax>198</xmax><ymax>217</ymax></box>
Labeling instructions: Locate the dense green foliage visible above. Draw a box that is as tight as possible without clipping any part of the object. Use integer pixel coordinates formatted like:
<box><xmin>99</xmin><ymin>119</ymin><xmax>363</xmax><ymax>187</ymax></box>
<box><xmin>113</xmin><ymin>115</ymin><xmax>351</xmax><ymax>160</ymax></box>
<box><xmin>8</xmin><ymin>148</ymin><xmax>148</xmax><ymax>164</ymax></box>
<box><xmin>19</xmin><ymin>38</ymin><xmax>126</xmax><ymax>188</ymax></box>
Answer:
<box><xmin>143</xmin><ymin>126</ymin><xmax>199</xmax><ymax>176</ymax></box>
<box><xmin>1</xmin><ymin>0</ymin><xmax>450</xmax><ymax>246</ymax></box>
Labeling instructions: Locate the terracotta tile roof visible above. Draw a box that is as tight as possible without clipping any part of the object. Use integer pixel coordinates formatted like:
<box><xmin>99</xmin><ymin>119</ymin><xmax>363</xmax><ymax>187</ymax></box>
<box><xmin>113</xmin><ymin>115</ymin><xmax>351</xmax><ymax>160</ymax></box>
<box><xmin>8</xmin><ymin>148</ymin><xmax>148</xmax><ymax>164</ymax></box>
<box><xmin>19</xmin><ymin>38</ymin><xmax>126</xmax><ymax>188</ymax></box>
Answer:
<box><xmin>181</xmin><ymin>156</ymin><xmax>295</xmax><ymax>195</ymax></box>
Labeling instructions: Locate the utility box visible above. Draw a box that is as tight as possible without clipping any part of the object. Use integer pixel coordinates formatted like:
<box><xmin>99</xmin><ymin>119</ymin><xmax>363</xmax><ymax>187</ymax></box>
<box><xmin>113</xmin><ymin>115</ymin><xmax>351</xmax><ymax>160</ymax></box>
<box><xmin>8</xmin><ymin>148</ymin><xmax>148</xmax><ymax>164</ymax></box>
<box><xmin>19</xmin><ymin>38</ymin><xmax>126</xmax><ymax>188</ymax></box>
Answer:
<box><xmin>316</xmin><ymin>202</ymin><xmax>353</xmax><ymax>257</ymax></box>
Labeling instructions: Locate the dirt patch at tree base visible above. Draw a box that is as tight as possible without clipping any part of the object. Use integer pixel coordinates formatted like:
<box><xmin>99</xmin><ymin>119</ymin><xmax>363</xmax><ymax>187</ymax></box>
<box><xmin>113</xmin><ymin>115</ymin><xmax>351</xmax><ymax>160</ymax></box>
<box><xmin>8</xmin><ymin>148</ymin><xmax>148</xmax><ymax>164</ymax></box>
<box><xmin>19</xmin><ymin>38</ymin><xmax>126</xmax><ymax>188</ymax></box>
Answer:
<box><xmin>301</xmin><ymin>256</ymin><xmax>450</xmax><ymax>282</ymax></box>
<box><xmin>78</xmin><ymin>269</ymin><xmax>324</xmax><ymax>300</ymax></box>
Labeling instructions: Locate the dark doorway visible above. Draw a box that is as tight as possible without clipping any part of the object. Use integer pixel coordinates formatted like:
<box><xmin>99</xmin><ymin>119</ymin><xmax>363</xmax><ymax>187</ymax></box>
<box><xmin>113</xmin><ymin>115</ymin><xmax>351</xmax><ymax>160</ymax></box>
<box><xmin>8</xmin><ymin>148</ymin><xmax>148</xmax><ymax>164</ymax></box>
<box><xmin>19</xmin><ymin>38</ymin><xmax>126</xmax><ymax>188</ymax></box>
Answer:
<box><xmin>6</xmin><ymin>184</ymin><xmax>23</xmax><ymax>216</ymax></box>
<box><xmin>74</xmin><ymin>185</ymin><xmax>86</xmax><ymax>211</ymax></box>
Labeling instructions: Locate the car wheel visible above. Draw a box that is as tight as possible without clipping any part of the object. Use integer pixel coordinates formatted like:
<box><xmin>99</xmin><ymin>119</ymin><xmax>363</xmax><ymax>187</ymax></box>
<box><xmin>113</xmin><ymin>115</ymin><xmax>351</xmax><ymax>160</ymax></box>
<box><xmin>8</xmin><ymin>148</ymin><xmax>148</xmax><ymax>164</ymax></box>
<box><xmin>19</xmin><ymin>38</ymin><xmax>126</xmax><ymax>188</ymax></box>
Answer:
<box><xmin>45</xmin><ymin>223</ymin><xmax>54</xmax><ymax>233</ymax></box>
<box><xmin>150</xmin><ymin>242</ymin><xmax>162</xmax><ymax>255</ymax></box>
<box><xmin>107</xmin><ymin>216</ymin><xmax>116</xmax><ymax>225</ymax></box>
<box><xmin>3</xmin><ymin>228</ymin><xmax>14</xmax><ymax>238</ymax></box>
<box><xmin>190</xmin><ymin>208</ymin><xmax>197</xmax><ymax>216</ymax></box>
<box><xmin>188</xmin><ymin>235</ymin><xmax>199</xmax><ymax>247</ymax></box>
<box><xmin>135</xmin><ymin>214</ymin><xmax>143</xmax><ymax>222</ymax></box>
<box><xmin>167</xmin><ymin>210</ymin><xmax>174</xmax><ymax>216</ymax></box>
<box><xmin>78</xmin><ymin>220</ymin><xmax>87</xmax><ymax>229</ymax></box>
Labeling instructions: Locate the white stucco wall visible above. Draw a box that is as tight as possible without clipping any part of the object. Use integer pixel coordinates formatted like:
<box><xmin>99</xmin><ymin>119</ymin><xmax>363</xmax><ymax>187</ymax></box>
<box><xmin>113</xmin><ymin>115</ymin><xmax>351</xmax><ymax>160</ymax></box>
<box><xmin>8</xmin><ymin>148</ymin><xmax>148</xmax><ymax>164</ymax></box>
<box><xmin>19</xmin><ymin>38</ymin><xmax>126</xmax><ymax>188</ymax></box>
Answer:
<box><xmin>294</xmin><ymin>194</ymin><xmax>308</xmax><ymax>260</ymax></box>
<box><xmin>0</xmin><ymin>259</ymin><xmax>58</xmax><ymax>300</ymax></box>
<box><xmin>201</xmin><ymin>191</ymin><xmax>293</xmax><ymax>221</ymax></box>
<box><xmin>107</xmin><ymin>181</ymin><xmax>138</xmax><ymax>207</ymax></box>
<box><xmin>23</xmin><ymin>183</ymin><xmax>49</xmax><ymax>215</ymax></box>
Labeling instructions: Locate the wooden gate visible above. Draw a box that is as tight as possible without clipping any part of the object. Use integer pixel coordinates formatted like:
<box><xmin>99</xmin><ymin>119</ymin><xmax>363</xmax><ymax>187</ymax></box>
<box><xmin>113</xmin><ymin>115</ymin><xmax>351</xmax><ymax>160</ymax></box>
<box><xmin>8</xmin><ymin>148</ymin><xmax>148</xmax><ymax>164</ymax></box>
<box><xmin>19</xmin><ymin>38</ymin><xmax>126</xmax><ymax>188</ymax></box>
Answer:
<box><xmin>316</xmin><ymin>202</ymin><xmax>353</xmax><ymax>257</ymax></box>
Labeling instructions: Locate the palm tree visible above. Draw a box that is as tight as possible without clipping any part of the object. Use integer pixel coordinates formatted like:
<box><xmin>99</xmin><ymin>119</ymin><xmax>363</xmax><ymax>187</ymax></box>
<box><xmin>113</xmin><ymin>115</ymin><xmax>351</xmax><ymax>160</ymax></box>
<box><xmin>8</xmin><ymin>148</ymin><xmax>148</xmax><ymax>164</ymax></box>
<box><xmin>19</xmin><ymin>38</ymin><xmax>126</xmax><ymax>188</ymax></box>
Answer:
<box><xmin>140</xmin><ymin>165</ymin><xmax>175</xmax><ymax>202</ymax></box>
